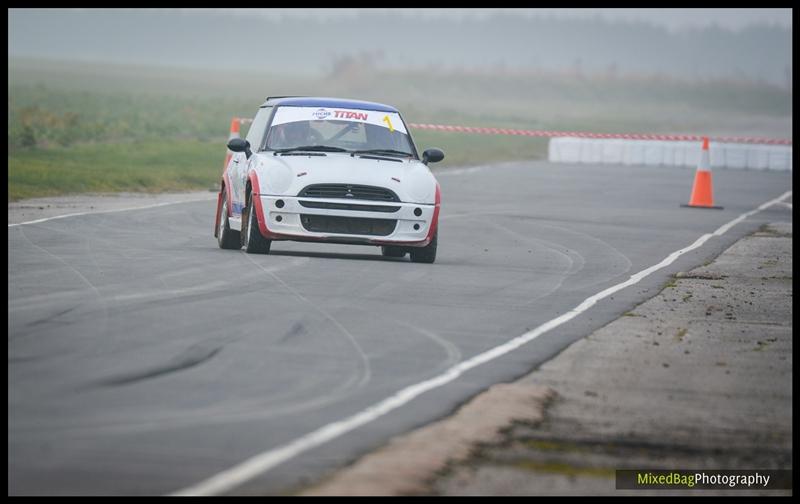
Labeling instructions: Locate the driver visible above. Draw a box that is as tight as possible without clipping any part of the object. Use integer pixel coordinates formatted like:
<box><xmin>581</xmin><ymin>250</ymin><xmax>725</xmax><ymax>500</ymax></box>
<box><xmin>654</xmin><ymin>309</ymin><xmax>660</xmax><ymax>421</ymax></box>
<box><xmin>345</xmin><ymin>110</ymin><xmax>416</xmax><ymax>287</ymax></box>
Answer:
<box><xmin>274</xmin><ymin>121</ymin><xmax>314</xmax><ymax>148</ymax></box>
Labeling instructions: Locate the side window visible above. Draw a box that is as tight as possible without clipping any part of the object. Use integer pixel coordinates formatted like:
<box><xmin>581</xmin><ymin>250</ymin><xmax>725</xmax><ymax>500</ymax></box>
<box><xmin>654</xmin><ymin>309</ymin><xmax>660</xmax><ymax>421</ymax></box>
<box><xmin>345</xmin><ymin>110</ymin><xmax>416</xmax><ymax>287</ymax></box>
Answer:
<box><xmin>245</xmin><ymin>106</ymin><xmax>272</xmax><ymax>150</ymax></box>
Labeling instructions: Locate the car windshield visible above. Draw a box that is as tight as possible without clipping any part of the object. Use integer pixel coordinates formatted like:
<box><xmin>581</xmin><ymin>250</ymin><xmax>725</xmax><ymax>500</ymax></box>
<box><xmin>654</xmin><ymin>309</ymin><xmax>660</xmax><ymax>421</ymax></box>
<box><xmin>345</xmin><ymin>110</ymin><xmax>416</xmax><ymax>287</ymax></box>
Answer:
<box><xmin>264</xmin><ymin>106</ymin><xmax>415</xmax><ymax>157</ymax></box>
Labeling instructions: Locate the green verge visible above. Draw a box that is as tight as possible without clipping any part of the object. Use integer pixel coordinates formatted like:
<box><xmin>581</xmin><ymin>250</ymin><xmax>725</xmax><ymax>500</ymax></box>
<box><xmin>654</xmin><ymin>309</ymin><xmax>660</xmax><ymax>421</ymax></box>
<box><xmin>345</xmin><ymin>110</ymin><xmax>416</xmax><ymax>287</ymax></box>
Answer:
<box><xmin>412</xmin><ymin>130</ymin><xmax>549</xmax><ymax>169</ymax></box>
<box><xmin>8</xmin><ymin>140</ymin><xmax>224</xmax><ymax>201</ymax></box>
<box><xmin>8</xmin><ymin>134</ymin><xmax>548</xmax><ymax>201</ymax></box>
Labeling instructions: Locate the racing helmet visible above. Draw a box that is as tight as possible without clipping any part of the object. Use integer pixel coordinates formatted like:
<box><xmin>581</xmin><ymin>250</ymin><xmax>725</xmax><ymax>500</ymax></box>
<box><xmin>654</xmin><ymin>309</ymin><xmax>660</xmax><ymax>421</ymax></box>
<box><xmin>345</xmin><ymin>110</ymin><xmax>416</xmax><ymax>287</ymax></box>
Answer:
<box><xmin>283</xmin><ymin>121</ymin><xmax>310</xmax><ymax>144</ymax></box>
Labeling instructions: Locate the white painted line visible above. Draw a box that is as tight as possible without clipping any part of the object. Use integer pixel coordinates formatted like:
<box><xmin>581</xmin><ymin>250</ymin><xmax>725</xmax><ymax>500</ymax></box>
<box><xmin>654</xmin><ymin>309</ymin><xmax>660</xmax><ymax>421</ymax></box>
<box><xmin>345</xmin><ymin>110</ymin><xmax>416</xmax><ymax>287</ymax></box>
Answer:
<box><xmin>7</xmin><ymin>197</ymin><xmax>214</xmax><ymax>228</ymax></box>
<box><xmin>435</xmin><ymin>166</ymin><xmax>485</xmax><ymax>176</ymax></box>
<box><xmin>171</xmin><ymin>190</ymin><xmax>792</xmax><ymax>496</ymax></box>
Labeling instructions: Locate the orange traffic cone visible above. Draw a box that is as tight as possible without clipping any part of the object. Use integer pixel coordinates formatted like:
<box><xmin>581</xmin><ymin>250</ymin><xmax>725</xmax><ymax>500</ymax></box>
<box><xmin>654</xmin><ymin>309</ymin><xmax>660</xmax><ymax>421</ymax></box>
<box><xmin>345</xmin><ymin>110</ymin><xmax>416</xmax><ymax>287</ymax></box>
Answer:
<box><xmin>222</xmin><ymin>118</ymin><xmax>241</xmax><ymax>172</ymax></box>
<box><xmin>681</xmin><ymin>137</ymin><xmax>723</xmax><ymax>210</ymax></box>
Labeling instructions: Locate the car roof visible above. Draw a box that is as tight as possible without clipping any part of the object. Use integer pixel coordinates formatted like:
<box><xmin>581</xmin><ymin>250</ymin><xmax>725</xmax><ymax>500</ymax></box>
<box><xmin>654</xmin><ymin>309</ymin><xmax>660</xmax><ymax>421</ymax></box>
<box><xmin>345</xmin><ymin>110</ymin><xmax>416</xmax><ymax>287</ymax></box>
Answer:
<box><xmin>261</xmin><ymin>96</ymin><xmax>399</xmax><ymax>113</ymax></box>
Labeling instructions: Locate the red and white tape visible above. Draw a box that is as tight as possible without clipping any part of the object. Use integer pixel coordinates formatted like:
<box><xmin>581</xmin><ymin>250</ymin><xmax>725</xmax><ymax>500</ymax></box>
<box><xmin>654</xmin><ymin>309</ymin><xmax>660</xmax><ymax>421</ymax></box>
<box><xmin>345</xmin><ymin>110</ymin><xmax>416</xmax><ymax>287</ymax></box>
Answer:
<box><xmin>227</xmin><ymin>117</ymin><xmax>791</xmax><ymax>147</ymax></box>
<box><xmin>408</xmin><ymin>123</ymin><xmax>792</xmax><ymax>146</ymax></box>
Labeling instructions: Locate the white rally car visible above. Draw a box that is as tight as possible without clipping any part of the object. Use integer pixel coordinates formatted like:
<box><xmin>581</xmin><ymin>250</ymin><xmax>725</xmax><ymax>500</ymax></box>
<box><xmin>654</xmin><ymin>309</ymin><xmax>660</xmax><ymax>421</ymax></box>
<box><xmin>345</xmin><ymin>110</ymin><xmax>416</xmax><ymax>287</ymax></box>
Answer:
<box><xmin>214</xmin><ymin>97</ymin><xmax>444</xmax><ymax>263</ymax></box>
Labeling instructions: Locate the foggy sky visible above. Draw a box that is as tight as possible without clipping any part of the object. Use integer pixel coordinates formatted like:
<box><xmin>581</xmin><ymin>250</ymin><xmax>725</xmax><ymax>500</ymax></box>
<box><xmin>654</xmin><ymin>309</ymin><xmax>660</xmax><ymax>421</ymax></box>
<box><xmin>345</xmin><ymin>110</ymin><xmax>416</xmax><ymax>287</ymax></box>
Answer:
<box><xmin>8</xmin><ymin>9</ymin><xmax>793</xmax><ymax>87</ymax></box>
<box><xmin>183</xmin><ymin>8</ymin><xmax>792</xmax><ymax>32</ymax></box>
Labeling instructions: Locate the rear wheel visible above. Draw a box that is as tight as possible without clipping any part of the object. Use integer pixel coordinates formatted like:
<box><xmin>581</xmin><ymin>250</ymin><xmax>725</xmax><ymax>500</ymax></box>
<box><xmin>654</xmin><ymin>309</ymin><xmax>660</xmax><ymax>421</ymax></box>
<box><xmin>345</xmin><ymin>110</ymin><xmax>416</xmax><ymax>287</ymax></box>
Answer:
<box><xmin>242</xmin><ymin>193</ymin><xmax>271</xmax><ymax>254</ymax></box>
<box><xmin>381</xmin><ymin>246</ymin><xmax>406</xmax><ymax>258</ymax></box>
<box><xmin>409</xmin><ymin>231</ymin><xmax>437</xmax><ymax>264</ymax></box>
<box><xmin>217</xmin><ymin>192</ymin><xmax>241</xmax><ymax>250</ymax></box>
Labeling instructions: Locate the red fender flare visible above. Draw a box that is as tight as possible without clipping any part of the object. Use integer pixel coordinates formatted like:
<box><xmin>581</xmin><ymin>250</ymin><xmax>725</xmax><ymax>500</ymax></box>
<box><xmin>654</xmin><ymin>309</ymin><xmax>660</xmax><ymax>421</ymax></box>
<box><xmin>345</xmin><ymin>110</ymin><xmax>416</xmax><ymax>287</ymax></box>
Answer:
<box><xmin>248</xmin><ymin>172</ymin><xmax>272</xmax><ymax>238</ymax></box>
<box><xmin>213</xmin><ymin>171</ymin><xmax>236</xmax><ymax>238</ymax></box>
<box><xmin>426</xmin><ymin>182</ymin><xmax>441</xmax><ymax>243</ymax></box>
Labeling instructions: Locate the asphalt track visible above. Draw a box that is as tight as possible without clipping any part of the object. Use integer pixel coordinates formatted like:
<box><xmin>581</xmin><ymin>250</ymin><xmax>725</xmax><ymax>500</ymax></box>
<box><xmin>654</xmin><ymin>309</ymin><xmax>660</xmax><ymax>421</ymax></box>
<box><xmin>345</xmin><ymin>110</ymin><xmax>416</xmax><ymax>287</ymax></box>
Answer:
<box><xmin>8</xmin><ymin>161</ymin><xmax>792</xmax><ymax>495</ymax></box>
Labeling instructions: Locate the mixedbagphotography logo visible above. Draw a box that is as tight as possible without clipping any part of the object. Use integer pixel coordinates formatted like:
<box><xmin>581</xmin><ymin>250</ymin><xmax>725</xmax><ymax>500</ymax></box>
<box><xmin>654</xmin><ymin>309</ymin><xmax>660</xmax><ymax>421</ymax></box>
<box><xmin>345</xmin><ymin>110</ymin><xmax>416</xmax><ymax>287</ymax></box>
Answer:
<box><xmin>616</xmin><ymin>470</ymin><xmax>792</xmax><ymax>490</ymax></box>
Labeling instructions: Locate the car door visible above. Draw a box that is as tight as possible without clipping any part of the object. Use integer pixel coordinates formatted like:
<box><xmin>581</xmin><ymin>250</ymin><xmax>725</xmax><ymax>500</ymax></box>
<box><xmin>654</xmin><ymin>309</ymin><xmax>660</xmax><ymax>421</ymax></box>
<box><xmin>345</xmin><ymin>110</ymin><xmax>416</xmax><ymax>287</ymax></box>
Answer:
<box><xmin>231</xmin><ymin>106</ymin><xmax>271</xmax><ymax>217</ymax></box>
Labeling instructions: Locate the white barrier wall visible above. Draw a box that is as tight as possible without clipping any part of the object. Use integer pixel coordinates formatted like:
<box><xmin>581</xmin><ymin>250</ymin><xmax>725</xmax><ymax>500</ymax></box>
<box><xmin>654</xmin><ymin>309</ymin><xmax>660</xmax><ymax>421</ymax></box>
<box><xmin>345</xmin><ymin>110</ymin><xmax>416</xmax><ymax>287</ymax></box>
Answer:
<box><xmin>548</xmin><ymin>138</ymin><xmax>792</xmax><ymax>171</ymax></box>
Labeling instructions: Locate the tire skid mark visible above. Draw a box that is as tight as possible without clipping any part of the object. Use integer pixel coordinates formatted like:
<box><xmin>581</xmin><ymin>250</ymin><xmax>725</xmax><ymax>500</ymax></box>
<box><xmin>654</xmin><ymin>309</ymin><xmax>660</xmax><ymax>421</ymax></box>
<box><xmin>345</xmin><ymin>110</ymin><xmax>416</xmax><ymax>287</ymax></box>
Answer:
<box><xmin>277</xmin><ymin>321</ymin><xmax>307</xmax><ymax>344</ymax></box>
<box><xmin>103</xmin><ymin>259</ymin><xmax>307</xmax><ymax>314</ymax></box>
<box><xmin>15</xmin><ymin>376</ymin><xmax>373</xmax><ymax>438</ymax></box>
<box><xmin>12</xmin><ymin>260</ymin><xmax>310</xmax><ymax>337</ymax></box>
<box><xmin>525</xmin><ymin>219</ymin><xmax>633</xmax><ymax>288</ymax></box>
<box><xmin>15</xmin><ymin>225</ymin><xmax>111</xmax><ymax>333</ymax></box>
<box><xmin>495</xmin><ymin>223</ymin><xmax>587</xmax><ymax>277</ymax></box>
<box><xmin>191</xmin><ymin>253</ymin><xmax>374</xmax><ymax>413</ymax></box>
<box><xmin>243</xmin><ymin>253</ymin><xmax>372</xmax><ymax>392</ymax></box>
<box><xmin>443</xmin><ymin>210</ymin><xmax>632</xmax><ymax>290</ymax></box>
<box><xmin>93</xmin><ymin>342</ymin><xmax>223</xmax><ymax>387</ymax></box>
<box><xmin>82</xmin><ymin>217</ymin><xmax>114</xmax><ymax>342</ymax></box>
<box><xmin>32</xmin><ymin>315</ymin><xmax>374</xmax><ymax>436</ymax></box>
<box><xmin>215</xmin><ymin>327</ymin><xmax>366</xmax><ymax>412</ymax></box>
<box><xmin>480</xmin><ymin>218</ymin><xmax>583</xmax><ymax>303</ymax></box>
<box><xmin>23</xmin><ymin>304</ymin><xmax>80</xmax><ymax>328</ymax></box>
<box><xmin>110</xmin><ymin>280</ymin><xmax>232</xmax><ymax>304</ymax></box>
<box><xmin>388</xmin><ymin>319</ymin><xmax>462</xmax><ymax>374</ymax></box>
<box><xmin>32</xmin><ymin>219</ymin><xmax>186</xmax><ymax>259</ymax></box>
<box><xmin>428</xmin><ymin>213</ymin><xmax>580</xmax><ymax>304</ymax></box>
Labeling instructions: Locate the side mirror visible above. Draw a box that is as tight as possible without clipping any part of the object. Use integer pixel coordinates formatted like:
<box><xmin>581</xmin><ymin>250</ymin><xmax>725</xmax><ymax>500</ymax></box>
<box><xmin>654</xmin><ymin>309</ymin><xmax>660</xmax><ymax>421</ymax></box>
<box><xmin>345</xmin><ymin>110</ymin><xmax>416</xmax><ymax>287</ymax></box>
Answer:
<box><xmin>422</xmin><ymin>148</ymin><xmax>445</xmax><ymax>165</ymax></box>
<box><xmin>228</xmin><ymin>138</ymin><xmax>252</xmax><ymax>159</ymax></box>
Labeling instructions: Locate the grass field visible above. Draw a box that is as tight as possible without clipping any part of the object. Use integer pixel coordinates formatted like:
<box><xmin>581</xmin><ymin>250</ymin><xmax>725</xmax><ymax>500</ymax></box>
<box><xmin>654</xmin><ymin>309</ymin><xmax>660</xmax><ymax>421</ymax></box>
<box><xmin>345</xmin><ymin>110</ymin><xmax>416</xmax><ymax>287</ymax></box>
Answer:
<box><xmin>8</xmin><ymin>58</ymin><xmax>791</xmax><ymax>201</ymax></box>
<box><xmin>8</xmin><ymin>141</ymin><xmax>223</xmax><ymax>201</ymax></box>
<box><xmin>6</xmin><ymin>135</ymin><xmax>549</xmax><ymax>201</ymax></box>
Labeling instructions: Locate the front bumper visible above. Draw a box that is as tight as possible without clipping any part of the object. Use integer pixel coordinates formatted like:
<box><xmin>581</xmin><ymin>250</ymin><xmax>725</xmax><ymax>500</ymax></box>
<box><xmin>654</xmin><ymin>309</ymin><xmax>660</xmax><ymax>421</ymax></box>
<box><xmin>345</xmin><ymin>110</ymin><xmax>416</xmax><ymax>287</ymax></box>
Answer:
<box><xmin>258</xmin><ymin>195</ymin><xmax>436</xmax><ymax>246</ymax></box>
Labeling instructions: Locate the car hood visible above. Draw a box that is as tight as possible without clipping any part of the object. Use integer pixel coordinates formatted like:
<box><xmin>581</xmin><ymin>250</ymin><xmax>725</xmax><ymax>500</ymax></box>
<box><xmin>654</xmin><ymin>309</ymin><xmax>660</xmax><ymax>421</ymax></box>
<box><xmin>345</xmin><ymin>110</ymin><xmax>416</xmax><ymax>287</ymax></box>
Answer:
<box><xmin>250</xmin><ymin>152</ymin><xmax>437</xmax><ymax>204</ymax></box>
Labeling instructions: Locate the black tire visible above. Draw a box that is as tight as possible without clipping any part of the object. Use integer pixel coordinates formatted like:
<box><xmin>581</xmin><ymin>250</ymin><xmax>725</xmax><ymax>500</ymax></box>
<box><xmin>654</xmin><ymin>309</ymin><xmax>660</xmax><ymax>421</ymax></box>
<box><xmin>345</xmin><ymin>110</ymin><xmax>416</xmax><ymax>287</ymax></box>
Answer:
<box><xmin>409</xmin><ymin>231</ymin><xmax>437</xmax><ymax>264</ymax></box>
<box><xmin>242</xmin><ymin>193</ymin><xmax>271</xmax><ymax>254</ymax></box>
<box><xmin>217</xmin><ymin>192</ymin><xmax>241</xmax><ymax>250</ymax></box>
<box><xmin>381</xmin><ymin>245</ymin><xmax>406</xmax><ymax>258</ymax></box>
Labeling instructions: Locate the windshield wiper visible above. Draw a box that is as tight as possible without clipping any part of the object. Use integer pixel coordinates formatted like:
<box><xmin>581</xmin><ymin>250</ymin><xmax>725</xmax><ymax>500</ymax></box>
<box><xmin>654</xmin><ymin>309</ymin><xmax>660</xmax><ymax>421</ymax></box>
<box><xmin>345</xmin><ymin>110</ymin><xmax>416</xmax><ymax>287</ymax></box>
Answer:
<box><xmin>273</xmin><ymin>145</ymin><xmax>348</xmax><ymax>155</ymax></box>
<box><xmin>350</xmin><ymin>149</ymin><xmax>414</xmax><ymax>158</ymax></box>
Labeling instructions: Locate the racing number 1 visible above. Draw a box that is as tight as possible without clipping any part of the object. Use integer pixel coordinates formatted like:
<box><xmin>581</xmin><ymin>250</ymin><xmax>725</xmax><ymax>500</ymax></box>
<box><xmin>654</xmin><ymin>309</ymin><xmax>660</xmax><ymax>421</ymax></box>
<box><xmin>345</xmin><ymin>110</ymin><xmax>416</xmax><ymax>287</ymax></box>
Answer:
<box><xmin>383</xmin><ymin>115</ymin><xmax>394</xmax><ymax>133</ymax></box>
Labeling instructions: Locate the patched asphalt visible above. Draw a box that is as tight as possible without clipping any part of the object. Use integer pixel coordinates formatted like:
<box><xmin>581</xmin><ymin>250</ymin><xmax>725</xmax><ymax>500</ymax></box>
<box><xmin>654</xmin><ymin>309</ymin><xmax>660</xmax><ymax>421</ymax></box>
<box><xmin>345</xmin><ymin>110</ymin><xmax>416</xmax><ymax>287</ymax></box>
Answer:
<box><xmin>8</xmin><ymin>161</ymin><xmax>792</xmax><ymax>495</ymax></box>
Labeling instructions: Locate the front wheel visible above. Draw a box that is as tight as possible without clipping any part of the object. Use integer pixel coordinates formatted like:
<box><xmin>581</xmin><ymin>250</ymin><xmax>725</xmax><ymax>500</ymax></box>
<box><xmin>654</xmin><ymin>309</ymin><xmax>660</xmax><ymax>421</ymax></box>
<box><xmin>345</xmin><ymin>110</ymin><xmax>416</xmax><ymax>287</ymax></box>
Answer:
<box><xmin>409</xmin><ymin>232</ymin><xmax>437</xmax><ymax>264</ymax></box>
<box><xmin>217</xmin><ymin>192</ymin><xmax>241</xmax><ymax>250</ymax></box>
<box><xmin>241</xmin><ymin>194</ymin><xmax>271</xmax><ymax>254</ymax></box>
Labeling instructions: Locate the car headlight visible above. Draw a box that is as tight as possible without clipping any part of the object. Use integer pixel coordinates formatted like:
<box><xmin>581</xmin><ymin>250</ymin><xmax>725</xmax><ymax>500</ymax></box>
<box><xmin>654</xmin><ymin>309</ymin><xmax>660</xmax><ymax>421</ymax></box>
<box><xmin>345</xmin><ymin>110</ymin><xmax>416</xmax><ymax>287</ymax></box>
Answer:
<box><xmin>261</xmin><ymin>162</ymin><xmax>293</xmax><ymax>194</ymax></box>
<box><xmin>406</xmin><ymin>166</ymin><xmax>434</xmax><ymax>203</ymax></box>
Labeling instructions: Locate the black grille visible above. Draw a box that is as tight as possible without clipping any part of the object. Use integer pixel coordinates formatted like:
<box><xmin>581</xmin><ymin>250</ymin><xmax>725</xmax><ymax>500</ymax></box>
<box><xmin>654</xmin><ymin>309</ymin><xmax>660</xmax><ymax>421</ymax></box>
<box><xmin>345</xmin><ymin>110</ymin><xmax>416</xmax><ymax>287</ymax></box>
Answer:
<box><xmin>298</xmin><ymin>200</ymin><xmax>400</xmax><ymax>213</ymax></box>
<box><xmin>300</xmin><ymin>215</ymin><xmax>397</xmax><ymax>236</ymax></box>
<box><xmin>298</xmin><ymin>184</ymin><xmax>399</xmax><ymax>202</ymax></box>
